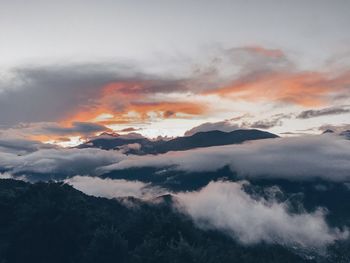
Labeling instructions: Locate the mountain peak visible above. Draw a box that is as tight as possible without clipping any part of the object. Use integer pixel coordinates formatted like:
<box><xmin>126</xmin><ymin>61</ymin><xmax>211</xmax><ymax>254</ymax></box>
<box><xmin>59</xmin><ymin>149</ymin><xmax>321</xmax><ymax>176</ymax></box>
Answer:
<box><xmin>322</xmin><ymin>129</ymin><xmax>335</xmax><ymax>134</ymax></box>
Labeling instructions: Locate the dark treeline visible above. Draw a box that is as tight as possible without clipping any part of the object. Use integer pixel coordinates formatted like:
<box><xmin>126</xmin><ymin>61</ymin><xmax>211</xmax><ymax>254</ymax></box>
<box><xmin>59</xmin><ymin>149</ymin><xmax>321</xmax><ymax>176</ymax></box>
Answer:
<box><xmin>0</xmin><ymin>179</ymin><xmax>332</xmax><ymax>263</ymax></box>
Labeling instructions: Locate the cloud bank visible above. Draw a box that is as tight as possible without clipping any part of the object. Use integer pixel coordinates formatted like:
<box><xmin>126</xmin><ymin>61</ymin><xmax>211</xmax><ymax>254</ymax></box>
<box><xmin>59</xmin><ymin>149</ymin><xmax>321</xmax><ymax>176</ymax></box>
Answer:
<box><xmin>65</xmin><ymin>175</ymin><xmax>166</xmax><ymax>199</ymax></box>
<box><xmin>99</xmin><ymin>135</ymin><xmax>350</xmax><ymax>182</ymax></box>
<box><xmin>176</xmin><ymin>181</ymin><xmax>348</xmax><ymax>248</ymax></box>
<box><xmin>0</xmin><ymin>148</ymin><xmax>125</xmax><ymax>177</ymax></box>
<box><xmin>61</xmin><ymin>176</ymin><xmax>350</xmax><ymax>249</ymax></box>
<box><xmin>1</xmin><ymin>134</ymin><xmax>350</xmax><ymax>183</ymax></box>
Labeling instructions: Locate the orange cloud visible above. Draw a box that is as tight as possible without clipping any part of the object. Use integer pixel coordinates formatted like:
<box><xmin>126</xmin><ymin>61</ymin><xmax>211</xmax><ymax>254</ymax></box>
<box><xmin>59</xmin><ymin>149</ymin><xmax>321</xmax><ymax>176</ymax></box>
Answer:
<box><xmin>130</xmin><ymin>101</ymin><xmax>205</xmax><ymax>118</ymax></box>
<box><xmin>206</xmin><ymin>70</ymin><xmax>350</xmax><ymax>107</ymax></box>
<box><xmin>54</xmin><ymin>60</ymin><xmax>350</xmax><ymax>139</ymax></box>
<box><xmin>61</xmin><ymin>80</ymin><xmax>206</xmax><ymax>126</ymax></box>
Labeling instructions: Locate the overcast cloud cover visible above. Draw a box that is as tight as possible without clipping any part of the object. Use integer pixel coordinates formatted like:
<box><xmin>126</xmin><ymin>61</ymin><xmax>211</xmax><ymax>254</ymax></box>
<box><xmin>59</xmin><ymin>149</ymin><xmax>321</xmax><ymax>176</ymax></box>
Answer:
<box><xmin>0</xmin><ymin>43</ymin><xmax>350</xmax><ymax>140</ymax></box>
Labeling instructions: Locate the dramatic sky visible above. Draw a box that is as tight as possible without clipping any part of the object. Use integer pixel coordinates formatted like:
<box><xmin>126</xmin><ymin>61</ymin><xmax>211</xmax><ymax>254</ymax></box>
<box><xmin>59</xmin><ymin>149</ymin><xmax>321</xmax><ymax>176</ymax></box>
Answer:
<box><xmin>1</xmin><ymin>0</ymin><xmax>350</xmax><ymax>145</ymax></box>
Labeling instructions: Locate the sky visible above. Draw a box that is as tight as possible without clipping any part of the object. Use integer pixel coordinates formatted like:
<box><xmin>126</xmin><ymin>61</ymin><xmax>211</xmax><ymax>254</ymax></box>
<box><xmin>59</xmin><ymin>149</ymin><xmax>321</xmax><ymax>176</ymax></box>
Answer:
<box><xmin>1</xmin><ymin>0</ymin><xmax>350</xmax><ymax>144</ymax></box>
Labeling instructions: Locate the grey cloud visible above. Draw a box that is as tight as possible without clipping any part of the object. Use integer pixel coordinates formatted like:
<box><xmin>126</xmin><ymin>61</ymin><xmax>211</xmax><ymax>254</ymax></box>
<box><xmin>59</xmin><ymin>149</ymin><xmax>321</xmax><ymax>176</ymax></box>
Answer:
<box><xmin>0</xmin><ymin>46</ymin><xmax>300</xmax><ymax>127</ymax></box>
<box><xmin>279</xmin><ymin>131</ymin><xmax>311</xmax><ymax>136</ymax></box>
<box><xmin>0</xmin><ymin>64</ymin><xmax>189</xmax><ymax>125</ymax></box>
<box><xmin>0</xmin><ymin>136</ymin><xmax>55</xmax><ymax>154</ymax></box>
<box><xmin>191</xmin><ymin>46</ymin><xmax>295</xmax><ymax>90</ymax></box>
<box><xmin>242</xmin><ymin>119</ymin><xmax>282</xmax><ymax>129</ymax></box>
<box><xmin>117</xmin><ymin>143</ymin><xmax>143</xmax><ymax>154</ymax></box>
<box><xmin>176</xmin><ymin>181</ymin><xmax>348</xmax><ymax>248</ymax></box>
<box><xmin>297</xmin><ymin>106</ymin><xmax>350</xmax><ymax>119</ymax></box>
<box><xmin>0</xmin><ymin>65</ymin><xmax>114</xmax><ymax>125</ymax></box>
<box><xmin>226</xmin><ymin>46</ymin><xmax>294</xmax><ymax>75</ymax></box>
<box><xmin>99</xmin><ymin>135</ymin><xmax>350</xmax><ymax>182</ymax></box>
<box><xmin>40</xmin><ymin>122</ymin><xmax>110</xmax><ymax>136</ymax></box>
<box><xmin>0</xmin><ymin>122</ymin><xmax>111</xmax><ymax>141</ymax></box>
<box><xmin>242</xmin><ymin>113</ymin><xmax>292</xmax><ymax>130</ymax></box>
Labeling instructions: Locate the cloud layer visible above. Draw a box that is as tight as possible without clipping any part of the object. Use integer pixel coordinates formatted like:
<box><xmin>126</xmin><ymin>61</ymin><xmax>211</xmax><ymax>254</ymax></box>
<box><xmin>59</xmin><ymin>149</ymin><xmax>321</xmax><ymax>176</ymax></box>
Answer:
<box><xmin>0</xmin><ymin>148</ymin><xmax>124</xmax><ymax>177</ymax></box>
<box><xmin>99</xmin><ymin>135</ymin><xmax>350</xmax><ymax>182</ymax></box>
<box><xmin>1</xmin><ymin>134</ymin><xmax>350</xmax><ymax>183</ymax></box>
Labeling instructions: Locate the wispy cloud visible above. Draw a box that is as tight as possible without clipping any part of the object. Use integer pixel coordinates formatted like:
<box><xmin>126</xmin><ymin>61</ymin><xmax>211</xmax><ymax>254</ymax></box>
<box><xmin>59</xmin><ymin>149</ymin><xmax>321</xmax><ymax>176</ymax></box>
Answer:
<box><xmin>297</xmin><ymin>106</ymin><xmax>350</xmax><ymax>119</ymax></box>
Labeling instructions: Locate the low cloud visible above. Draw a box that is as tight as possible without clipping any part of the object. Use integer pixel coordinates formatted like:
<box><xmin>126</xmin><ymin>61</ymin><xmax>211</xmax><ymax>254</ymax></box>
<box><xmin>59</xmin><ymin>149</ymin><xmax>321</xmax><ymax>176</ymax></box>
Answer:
<box><xmin>0</xmin><ymin>136</ymin><xmax>55</xmax><ymax>154</ymax></box>
<box><xmin>65</xmin><ymin>175</ymin><xmax>166</xmax><ymax>199</ymax></box>
<box><xmin>0</xmin><ymin>148</ymin><xmax>125</xmax><ymax>177</ymax></box>
<box><xmin>1</xmin><ymin>134</ymin><xmax>350</xmax><ymax>183</ymax></box>
<box><xmin>118</xmin><ymin>143</ymin><xmax>142</xmax><ymax>154</ymax></box>
<box><xmin>99</xmin><ymin>135</ymin><xmax>350</xmax><ymax>182</ymax></box>
<box><xmin>62</xmin><ymin>175</ymin><xmax>349</xmax><ymax>249</ymax></box>
<box><xmin>59</xmin><ymin>175</ymin><xmax>350</xmax><ymax>249</ymax></box>
<box><xmin>176</xmin><ymin>181</ymin><xmax>348</xmax><ymax>248</ymax></box>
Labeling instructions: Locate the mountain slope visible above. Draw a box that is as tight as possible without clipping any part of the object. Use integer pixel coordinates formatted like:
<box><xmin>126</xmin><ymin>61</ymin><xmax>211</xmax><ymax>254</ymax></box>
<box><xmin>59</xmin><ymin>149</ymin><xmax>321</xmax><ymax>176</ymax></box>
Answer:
<box><xmin>153</xmin><ymin>129</ymin><xmax>278</xmax><ymax>153</ymax></box>
<box><xmin>0</xmin><ymin>179</ymin><xmax>317</xmax><ymax>263</ymax></box>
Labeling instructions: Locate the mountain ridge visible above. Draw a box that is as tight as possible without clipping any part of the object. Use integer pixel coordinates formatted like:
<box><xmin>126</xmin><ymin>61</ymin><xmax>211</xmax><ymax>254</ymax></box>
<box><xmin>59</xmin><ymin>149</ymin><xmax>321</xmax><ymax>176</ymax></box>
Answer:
<box><xmin>78</xmin><ymin>129</ymin><xmax>279</xmax><ymax>154</ymax></box>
